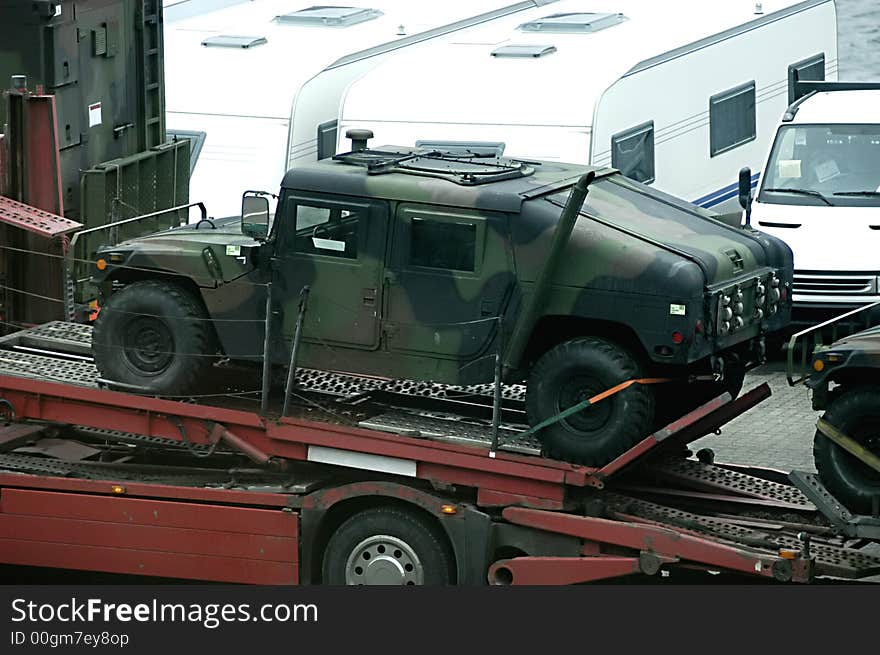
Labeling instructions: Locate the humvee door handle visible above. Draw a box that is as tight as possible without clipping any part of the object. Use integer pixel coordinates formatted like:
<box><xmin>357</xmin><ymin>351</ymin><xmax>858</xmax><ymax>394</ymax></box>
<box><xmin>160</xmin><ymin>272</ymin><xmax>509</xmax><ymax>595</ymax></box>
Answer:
<box><xmin>363</xmin><ymin>288</ymin><xmax>377</xmax><ymax>306</ymax></box>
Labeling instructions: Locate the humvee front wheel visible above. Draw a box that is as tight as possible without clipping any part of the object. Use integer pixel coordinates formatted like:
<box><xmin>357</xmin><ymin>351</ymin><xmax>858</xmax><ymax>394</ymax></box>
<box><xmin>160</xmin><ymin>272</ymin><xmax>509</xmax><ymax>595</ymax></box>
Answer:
<box><xmin>814</xmin><ymin>387</ymin><xmax>880</xmax><ymax>514</ymax></box>
<box><xmin>526</xmin><ymin>337</ymin><xmax>654</xmax><ymax>466</ymax></box>
<box><xmin>92</xmin><ymin>280</ymin><xmax>215</xmax><ymax>395</ymax></box>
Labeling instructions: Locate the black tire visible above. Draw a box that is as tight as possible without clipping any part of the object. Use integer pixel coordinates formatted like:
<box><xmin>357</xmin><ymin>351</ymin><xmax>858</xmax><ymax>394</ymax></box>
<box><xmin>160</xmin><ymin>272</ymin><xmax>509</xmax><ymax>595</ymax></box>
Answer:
<box><xmin>813</xmin><ymin>387</ymin><xmax>880</xmax><ymax>514</ymax></box>
<box><xmin>525</xmin><ymin>337</ymin><xmax>654</xmax><ymax>466</ymax></box>
<box><xmin>322</xmin><ymin>507</ymin><xmax>455</xmax><ymax>585</ymax></box>
<box><xmin>91</xmin><ymin>280</ymin><xmax>215</xmax><ymax>395</ymax></box>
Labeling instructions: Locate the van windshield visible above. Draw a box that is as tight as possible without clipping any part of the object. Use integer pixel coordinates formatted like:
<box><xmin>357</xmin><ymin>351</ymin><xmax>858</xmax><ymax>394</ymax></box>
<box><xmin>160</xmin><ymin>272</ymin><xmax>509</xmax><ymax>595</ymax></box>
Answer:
<box><xmin>758</xmin><ymin>124</ymin><xmax>880</xmax><ymax>206</ymax></box>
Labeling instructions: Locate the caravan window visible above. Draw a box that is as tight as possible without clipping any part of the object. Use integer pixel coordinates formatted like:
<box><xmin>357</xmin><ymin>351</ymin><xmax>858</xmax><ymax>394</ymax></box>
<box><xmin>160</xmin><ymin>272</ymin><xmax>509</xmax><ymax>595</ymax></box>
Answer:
<box><xmin>611</xmin><ymin>122</ymin><xmax>655</xmax><ymax>184</ymax></box>
<box><xmin>788</xmin><ymin>53</ymin><xmax>825</xmax><ymax>104</ymax></box>
<box><xmin>317</xmin><ymin>120</ymin><xmax>338</xmax><ymax>160</ymax></box>
<box><xmin>709</xmin><ymin>82</ymin><xmax>756</xmax><ymax>157</ymax></box>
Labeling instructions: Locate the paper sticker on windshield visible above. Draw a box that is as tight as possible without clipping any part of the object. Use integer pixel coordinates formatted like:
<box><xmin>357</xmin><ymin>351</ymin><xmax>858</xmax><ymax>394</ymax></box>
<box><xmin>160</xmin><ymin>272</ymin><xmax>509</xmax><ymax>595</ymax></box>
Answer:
<box><xmin>777</xmin><ymin>159</ymin><xmax>801</xmax><ymax>178</ymax></box>
<box><xmin>669</xmin><ymin>303</ymin><xmax>686</xmax><ymax>316</ymax></box>
<box><xmin>313</xmin><ymin>237</ymin><xmax>346</xmax><ymax>252</ymax></box>
<box><xmin>225</xmin><ymin>245</ymin><xmax>241</xmax><ymax>256</ymax></box>
<box><xmin>815</xmin><ymin>159</ymin><xmax>840</xmax><ymax>183</ymax></box>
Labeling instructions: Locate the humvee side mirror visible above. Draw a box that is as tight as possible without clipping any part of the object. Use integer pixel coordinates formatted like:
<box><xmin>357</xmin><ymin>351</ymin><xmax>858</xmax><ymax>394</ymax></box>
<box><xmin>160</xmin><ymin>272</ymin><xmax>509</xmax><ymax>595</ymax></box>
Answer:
<box><xmin>241</xmin><ymin>193</ymin><xmax>270</xmax><ymax>240</ymax></box>
<box><xmin>738</xmin><ymin>167</ymin><xmax>753</xmax><ymax>226</ymax></box>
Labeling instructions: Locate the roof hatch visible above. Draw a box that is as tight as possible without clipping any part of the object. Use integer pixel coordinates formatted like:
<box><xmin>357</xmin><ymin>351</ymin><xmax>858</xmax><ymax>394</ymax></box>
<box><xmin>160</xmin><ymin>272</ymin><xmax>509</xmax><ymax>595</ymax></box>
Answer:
<box><xmin>275</xmin><ymin>6</ymin><xmax>383</xmax><ymax>28</ymax></box>
<box><xmin>333</xmin><ymin>148</ymin><xmax>534</xmax><ymax>186</ymax></box>
<box><xmin>518</xmin><ymin>12</ymin><xmax>627</xmax><ymax>34</ymax></box>
<box><xmin>491</xmin><ymin>44</ymin><xmax>556</xmax><ymax>58</ymax></box>
<box><xmin>201</xmin><ymin>35</ymin><xmax>267</xmax><ymax>49</ymax></box>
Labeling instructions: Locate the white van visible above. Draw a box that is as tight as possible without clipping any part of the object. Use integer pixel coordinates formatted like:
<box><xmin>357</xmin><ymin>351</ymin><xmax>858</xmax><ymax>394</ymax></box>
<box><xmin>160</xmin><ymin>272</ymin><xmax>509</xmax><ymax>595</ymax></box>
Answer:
<box><xmin>336</xmin><ymin>0</ymin><xmax>838</xmax><ymax>214</ymax></box>
<box><xmin>747</xmin><ymin>81</ymin><xmax>880</xmax><ymax>320</ymax></box>
<box><xmin>163</xmin><ymin>0</ymin><xmax>553</xmax><ymax>218</ymax></box>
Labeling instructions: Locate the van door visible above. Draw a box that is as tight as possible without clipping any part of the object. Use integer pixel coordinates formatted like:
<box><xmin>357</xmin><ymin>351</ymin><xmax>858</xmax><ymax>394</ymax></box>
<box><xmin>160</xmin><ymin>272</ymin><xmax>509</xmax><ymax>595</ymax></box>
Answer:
<box><xmin>273</xmin><ymin>195</ymin><xmax>388</xmax><ymax>351</ymax></box>
<box><xmin>383</xmin><ymin>204</ymin><xmax>513</xmax><ymax>373</ymax></box>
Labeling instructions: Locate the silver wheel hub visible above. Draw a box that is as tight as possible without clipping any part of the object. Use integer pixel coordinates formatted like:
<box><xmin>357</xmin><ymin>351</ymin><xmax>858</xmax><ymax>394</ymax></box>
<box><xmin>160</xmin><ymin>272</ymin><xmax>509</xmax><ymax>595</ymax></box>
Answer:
<box><xmin>345</xmin><ymin>534</ymin><xmax>424</xmax><ymax>585</ymax></box>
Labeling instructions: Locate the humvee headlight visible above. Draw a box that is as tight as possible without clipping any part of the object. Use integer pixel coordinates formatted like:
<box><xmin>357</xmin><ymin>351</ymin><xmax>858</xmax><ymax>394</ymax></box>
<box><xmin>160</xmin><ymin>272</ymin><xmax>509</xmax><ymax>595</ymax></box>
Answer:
<box><xmin>813</xmin><ymin>358</ymin><xmax>825</xmax><ymax>372</ymax></box>
<box><xmin>96</xmin><ymin>258</ymin><xmax>108</xmax><ymax>271</ymax></box>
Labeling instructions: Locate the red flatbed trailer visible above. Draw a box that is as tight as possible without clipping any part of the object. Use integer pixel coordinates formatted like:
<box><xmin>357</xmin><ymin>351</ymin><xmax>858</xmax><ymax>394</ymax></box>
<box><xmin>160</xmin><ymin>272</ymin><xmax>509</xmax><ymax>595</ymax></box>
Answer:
<box><xmin>0</xmin><ymin>323</ymin><xmax>878</xmax><ymax>585</ymax></box>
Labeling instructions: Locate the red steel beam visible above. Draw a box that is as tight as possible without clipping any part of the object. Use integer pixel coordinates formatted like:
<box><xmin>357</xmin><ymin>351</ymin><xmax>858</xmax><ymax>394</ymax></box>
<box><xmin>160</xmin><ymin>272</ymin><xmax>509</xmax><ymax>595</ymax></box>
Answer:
<box><xmin>502</xmin><ymin>506</ymin><xmax>802</xmax><ymax>582</ymax></box>
<box><xmin>489</xmin><ymin>556</ymin><xmax>641</xmax><ymax>585</ymax></box>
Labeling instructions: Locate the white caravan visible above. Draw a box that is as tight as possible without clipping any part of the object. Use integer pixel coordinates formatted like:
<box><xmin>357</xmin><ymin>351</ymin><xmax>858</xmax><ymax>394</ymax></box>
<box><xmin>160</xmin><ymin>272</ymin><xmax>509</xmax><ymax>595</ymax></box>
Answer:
<box><xmin>163</xmin><ymin>0</ymin><xmax>556</xmax><ymax>217</ymax></box>
<box><xmin>747</xmin><ymin>82</ymin><xmax>880</xmax><ymax>318</ymax></box>
<box><xmin>337</xmin><ymin>0</ymin><xmax>838</xmax><ymax>214</ymax></box>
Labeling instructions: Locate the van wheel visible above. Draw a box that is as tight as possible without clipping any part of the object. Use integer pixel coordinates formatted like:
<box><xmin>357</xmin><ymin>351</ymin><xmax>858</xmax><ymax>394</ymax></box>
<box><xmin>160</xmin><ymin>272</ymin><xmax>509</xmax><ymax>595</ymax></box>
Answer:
<box><xmin>526</xmin><ymin>337</ymin><xmax>654</xmax><ymax>466</ymax></box>
<box><xmin>92</xmin><ymin>280</ymin><xmax>215</xmax><ymax>395</ymax></box>
<box><xmin>322</xmin><ymin>507</ymin><xmax>455</xmax><ymax>585</ymax></box>
<box><xmin>814</xmin><ymin>387</ymin><xmax>880</xmax><ymax>514</ymax></box>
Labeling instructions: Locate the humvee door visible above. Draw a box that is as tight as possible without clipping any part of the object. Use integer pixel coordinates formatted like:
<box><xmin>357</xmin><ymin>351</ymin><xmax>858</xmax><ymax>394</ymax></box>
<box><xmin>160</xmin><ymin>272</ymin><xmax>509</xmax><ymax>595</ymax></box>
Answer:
<box><xmin>273</xmin><ymin>195</ymin><xmax>389</xmax><ymax>350</ymax></box>
<box><xmin>382</xmin><ymin>204</ymin><xmax>513</xmax><ymax>365</ymax></box>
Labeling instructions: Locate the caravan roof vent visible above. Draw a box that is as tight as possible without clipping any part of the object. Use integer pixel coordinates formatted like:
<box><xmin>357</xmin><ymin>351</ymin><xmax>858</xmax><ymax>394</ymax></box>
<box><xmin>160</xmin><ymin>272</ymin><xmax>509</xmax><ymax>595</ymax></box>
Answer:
<box><xmin>201</xmin><ymin>35</ymin><xmax>267</xmax><ymax>49</ymax></box>
<box><xmin>491</xmin><ymin>44</ymin><xmax>556</xmax><ymax>59</ymax></box>
<box><xmin>275</xmin><ymin>6</ymin><xmax>383</xmax><ymax>28</ymax></box>
<box><xmin>518</xmin><ymin>12</ymin><xmax>627</xmax><ymax>34</ymax></box>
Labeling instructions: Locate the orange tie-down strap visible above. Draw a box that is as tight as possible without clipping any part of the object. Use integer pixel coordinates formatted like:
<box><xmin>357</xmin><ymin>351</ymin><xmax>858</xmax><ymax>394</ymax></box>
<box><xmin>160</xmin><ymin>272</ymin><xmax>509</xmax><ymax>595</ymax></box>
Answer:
<box><xmin>516</xmin><ymin>377</ymin><xmax>675</xmax><ymax>441</ymax></box>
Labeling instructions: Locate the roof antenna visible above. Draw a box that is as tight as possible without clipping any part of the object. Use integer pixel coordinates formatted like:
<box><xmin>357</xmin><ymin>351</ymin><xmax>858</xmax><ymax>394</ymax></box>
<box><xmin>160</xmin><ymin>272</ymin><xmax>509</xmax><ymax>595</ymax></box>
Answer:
<box><xmin>346</xmin><ymin>128</ymin><xmax>374</xmax><ymax>152</ymax></box>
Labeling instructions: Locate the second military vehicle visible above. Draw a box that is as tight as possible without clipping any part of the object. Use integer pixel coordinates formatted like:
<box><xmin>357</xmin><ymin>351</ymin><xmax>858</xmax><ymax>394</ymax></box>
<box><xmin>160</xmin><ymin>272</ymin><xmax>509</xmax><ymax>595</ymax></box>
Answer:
<box><xmin>90</xmin><ymin>132</ymin><xmax>793</xmax><ymax>465</ymax></box>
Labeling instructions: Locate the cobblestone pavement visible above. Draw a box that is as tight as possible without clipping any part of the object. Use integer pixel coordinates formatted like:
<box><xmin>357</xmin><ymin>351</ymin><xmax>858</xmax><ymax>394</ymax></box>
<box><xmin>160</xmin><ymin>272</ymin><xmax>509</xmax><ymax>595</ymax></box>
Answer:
<box><xmin>690</xmin><ymin>360</ymin><xmax>820</xmax><ymax>473</ymax></box>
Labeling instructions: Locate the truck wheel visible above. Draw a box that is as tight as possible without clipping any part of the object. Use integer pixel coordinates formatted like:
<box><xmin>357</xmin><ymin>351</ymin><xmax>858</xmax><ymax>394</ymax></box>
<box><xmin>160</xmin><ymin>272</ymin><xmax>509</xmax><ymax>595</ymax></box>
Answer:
<box><xmin>814</xmin><ymin>387</ymin><xmax>880</xmax><ymax>514</ymax></box>
<box><xmin>92</xmin><ymin>280</ymin><xmax>215</xmax><ymax>395</ymax></box>
<box><xmin>526</xmin><ymin>337</ymin><xmax>654</xmax><ymax>466</ymax></box>
<box><xmin>322</xmin><ymin>507</ymin><xmax>455</xmax><ymax>585</ymax></box>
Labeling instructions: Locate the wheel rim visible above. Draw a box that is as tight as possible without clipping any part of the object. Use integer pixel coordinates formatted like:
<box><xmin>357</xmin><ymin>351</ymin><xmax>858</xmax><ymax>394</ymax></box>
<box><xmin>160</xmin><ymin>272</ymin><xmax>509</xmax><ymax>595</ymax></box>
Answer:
<box><xmin>555</xmin><ymin>374</ymin><xmax>613</xmax><ymax>435</ymax></box>
<box><xmin>837</xmin><ymin>420</ymin><xmax>880</xmax><ymax>487</ymax></box>
<box><xmin>344</xmin><ymin>534</ymin><xmax>424</xmax><ymax>585</ymax></box>
<box><xmin>122</xmin><ymin>316</ymin><xmax>175</xmax><ymax>375</ymax></box>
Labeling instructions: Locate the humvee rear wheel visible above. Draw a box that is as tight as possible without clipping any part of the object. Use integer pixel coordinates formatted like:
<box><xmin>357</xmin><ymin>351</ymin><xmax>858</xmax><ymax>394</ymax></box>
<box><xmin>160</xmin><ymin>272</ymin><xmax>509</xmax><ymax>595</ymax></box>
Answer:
<box><xmin>526</xmin><ymin>337</ymin><xmax>654</xmax><ymax>466</ymax></box>
<box><xmin>92</xmin><ymin>280</ymin><xmax>215</xmax><ymax>395</ymax></box>
<box><xmin>814</xmin><ymin>387</ymin><xmax>880</xmax><ymax>514</ymax></box>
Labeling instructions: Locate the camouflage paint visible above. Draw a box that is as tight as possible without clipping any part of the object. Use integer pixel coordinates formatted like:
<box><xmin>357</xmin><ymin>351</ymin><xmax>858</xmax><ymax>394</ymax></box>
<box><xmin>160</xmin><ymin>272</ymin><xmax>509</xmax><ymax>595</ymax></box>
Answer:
<box><xmin>92</xmin><ymin>149</ymin><xmax>793</xmax><ymax>387</ymax></box>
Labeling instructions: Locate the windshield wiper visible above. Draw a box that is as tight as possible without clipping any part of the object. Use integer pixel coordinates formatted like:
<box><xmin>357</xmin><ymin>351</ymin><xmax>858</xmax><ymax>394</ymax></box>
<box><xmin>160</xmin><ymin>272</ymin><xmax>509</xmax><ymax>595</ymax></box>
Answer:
<box><xmin>763</xmin><ymin>187</ymin><xmax>833</xmax><ymax>206</ymax></box>
<box><xmin>833</xmin><ymin>190</ymin><xmax>880</xmax><ymax>197</ymax></box>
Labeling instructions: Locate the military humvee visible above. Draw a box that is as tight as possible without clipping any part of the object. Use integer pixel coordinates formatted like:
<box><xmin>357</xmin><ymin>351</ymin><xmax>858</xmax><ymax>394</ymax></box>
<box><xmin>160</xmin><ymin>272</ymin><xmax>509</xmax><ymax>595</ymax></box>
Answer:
<box><xmin>90</xmin><ymin>131</ymin><xmax>793</xmax><ymax>466</ymax></box>
<box><xmin>805</xmin><ymin>323</ymin><xmax>880</xmax><ymax>513</ymax></box>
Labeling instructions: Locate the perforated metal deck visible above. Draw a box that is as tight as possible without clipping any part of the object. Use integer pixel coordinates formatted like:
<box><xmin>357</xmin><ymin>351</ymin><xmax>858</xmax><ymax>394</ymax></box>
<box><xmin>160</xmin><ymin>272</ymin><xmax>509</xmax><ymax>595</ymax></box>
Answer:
<box><xmin>606</xmin><ymin>494</ymin><xmax>880</xmax><ymax>579</ymax></box>
<box><xmin>645</xmin><ymin>457</ymin><xmax>815</xmax><ymax>510</ymax></box>
<box><xmin>0</xmin><ymin>196</ymin><xmax>81</xmax><ymax>237</ymax></box>
<box><xmin>359</xmin><ymin>411</ymin><xmax>540</xmax><ymax>455</ymax></box>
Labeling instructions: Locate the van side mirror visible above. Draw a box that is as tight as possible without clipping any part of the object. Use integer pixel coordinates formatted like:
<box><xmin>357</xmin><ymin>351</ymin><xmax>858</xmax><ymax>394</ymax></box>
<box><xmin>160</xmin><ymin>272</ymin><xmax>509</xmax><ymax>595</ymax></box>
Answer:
<box><xmin>737</xmin><ymin>167</ymin><xmax>752</xmax><ymax>210</ymax></box>
<box><xmin>241</xmin><ymin>193</ymin><xmax>270</xmax><ymax>239</ymax></box>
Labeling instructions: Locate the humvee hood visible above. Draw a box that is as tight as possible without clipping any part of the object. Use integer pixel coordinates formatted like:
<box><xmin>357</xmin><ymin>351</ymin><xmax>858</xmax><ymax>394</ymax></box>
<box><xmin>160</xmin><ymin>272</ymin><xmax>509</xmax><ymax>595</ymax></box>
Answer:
<box><xmin>117</xmin><ymin>215</ymin><xmax>259</xmax><ymax>249</ymax></box>
<box><xmin>566</xmin><ymin>177</ymin><xmax>781</xmax><ymax>284</ymax></box>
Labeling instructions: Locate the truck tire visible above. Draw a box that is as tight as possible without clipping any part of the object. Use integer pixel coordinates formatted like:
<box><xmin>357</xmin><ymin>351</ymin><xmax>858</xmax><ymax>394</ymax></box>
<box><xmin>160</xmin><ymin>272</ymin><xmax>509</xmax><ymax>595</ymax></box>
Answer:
<box><xmin>92</xmin><ymin>280</ymin><xmax>215</xmax><ymax>396</ymax></box>
<box><xmin>526</xmin><ymin>337</ymin><xmax>654</xmax><ymax>466</ymax></box>
<box><xmin>322</xmin><ymin>507</ymin><xmax>455</xmax><ymax>585</ymax></box>
<box><xmin>813</xmin><ymin>387</ymin><xmax>880</xmax><ymax>514</ymax></box>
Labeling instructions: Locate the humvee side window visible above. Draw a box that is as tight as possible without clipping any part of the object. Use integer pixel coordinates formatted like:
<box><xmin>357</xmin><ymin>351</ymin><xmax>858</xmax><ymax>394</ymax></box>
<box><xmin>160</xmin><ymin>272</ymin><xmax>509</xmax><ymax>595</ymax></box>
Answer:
<box><xmin>409</xmin><ymin>217</ymin><xmax>476</xmax><ymax>271</ymax></box>
<box><xmin>293</xmin><ymin>204</ymin><xmax>360</xmax><ymax>259</ymax></box>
